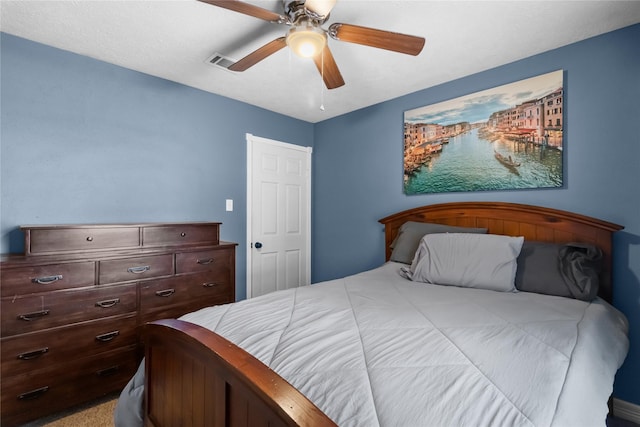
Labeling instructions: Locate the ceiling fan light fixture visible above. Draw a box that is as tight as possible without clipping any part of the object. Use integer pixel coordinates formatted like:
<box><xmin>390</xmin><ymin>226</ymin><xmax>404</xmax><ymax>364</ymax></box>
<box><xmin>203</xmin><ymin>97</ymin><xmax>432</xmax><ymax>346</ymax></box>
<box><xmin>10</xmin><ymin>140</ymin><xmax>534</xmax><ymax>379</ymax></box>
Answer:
<box><xmin>286</xmin><ymin>25</ymin><xmax>326</xmax><ymax>58</ymax></box>
<box><xmin>304</xmin><ymin>0</ymin><xmax>337</xmax><ymax>20</ymax></box>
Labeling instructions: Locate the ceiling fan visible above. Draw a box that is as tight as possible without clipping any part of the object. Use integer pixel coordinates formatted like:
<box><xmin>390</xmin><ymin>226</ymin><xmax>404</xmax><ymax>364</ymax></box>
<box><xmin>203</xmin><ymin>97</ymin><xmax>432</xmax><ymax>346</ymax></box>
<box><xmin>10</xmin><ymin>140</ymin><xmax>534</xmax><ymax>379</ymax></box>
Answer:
<box><xmin>200</xmin><ymin>0</ymin><xmax>426</xmax><ymax>89</ymax></box>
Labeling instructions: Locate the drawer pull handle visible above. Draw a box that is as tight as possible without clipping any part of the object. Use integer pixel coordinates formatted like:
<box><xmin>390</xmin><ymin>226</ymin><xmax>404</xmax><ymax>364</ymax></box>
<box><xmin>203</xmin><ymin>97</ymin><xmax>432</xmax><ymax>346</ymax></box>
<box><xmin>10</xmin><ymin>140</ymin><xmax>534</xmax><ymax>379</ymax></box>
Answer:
<box><xmin>203</xmin><ymin>282</ymin><xmax>219</xmax><ymax>288</ymax></box>
<box><xmin>18</xmin><ymin>386</ymin><xmax>50</xmax><ymax>400</ymax></box>
<box><xmin>86</xmin><ymin>236</ymin><xmax>94</xmax><ymax>242</ymax></box>
<box><xmin>95</xmin><ymin>330</ymin><xmax>120</xmax><ymax>342</ymax></box>
<box><xmin>95</xmin><ymin>298</ymin><xmax>120</xmax><ymax>308</ymax></box>
<box><xmin>32</xmin><ymin>275</ymin><xmax>63</xmax><ymax>285</ymax></box>
<box><xmin>155</xmin><ymin>289</ymin><xmax>175</xmax><ymax>297</ymax></box>
<box><xmin>96</xmin><ymin>365</ymin><xmax>120</xmax><ymax>377</ymax></box>
<box><xmin>197</xmin><ymin>258</ymin><xmax>214</xmax><ymax>265</ymax></box>
<box><xmin>127</xmin><ymin>265</ymin><xmax>150</xmax><ymax>274</ymax></box>
<box><xmin>180</xmin><ymin>232</ymin><xmax>187</xmax><ymax>237</ymax></box>
<box><xmin>18</xmin><ymin>348</ymin><xmax>49</xmax><ymax>360</ymax></box>
<box><xmin>18</xmin><ymin>310</ymin><xmax>50</xmax><ymax>321</ymax></box>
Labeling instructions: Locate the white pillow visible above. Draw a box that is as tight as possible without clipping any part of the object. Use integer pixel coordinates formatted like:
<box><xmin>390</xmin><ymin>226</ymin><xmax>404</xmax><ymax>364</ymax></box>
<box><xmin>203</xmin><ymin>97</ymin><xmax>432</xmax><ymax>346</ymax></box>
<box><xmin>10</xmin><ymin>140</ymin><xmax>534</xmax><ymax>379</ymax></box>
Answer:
<box><xmin>407</xmin><ymin>233</ymin><xmax>524</xmax><ymax>292</ymax></box>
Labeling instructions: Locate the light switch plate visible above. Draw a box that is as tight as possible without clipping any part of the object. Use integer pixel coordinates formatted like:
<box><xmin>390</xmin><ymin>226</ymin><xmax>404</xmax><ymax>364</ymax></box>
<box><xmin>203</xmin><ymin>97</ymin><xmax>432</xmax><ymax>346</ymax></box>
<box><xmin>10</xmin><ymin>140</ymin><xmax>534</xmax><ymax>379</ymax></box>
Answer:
<box><xmin>225</xmin><ymin>199</ymin><xmax>233</xmax><ymax>212</ymax></box>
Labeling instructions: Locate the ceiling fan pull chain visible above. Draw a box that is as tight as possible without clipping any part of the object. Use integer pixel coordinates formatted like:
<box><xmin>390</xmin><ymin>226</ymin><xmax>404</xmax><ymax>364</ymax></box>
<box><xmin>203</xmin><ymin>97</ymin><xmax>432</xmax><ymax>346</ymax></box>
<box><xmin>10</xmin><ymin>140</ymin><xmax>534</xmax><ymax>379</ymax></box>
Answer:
<box><xmin>320</xmin><ymin>49</ymin><xmax>325</xmax><ymax>111</ymax></box>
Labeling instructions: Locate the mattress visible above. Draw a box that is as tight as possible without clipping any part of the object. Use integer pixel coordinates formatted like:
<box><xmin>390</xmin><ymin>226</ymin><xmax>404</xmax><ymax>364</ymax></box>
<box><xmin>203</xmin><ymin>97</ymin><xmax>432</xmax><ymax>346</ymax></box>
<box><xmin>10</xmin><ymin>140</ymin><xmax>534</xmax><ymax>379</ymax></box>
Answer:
<box><xmin>116</xmin><ymin>262</ymin><xmax>629</xmax><ymax>427</ymax></box>
<box><xmin>178</xmin><ymin>262</ymin><xmax>629</xmax><ymax>426</ymax></box>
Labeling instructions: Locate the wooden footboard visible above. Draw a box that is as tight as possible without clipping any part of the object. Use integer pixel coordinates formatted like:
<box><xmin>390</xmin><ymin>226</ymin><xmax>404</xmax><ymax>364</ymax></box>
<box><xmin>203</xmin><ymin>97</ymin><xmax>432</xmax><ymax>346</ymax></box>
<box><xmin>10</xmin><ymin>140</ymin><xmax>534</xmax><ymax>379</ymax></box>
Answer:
<box><xmin>143</xmin><ymin>319</ymin><xmax>337</xmax><ymax>427</ymax></box>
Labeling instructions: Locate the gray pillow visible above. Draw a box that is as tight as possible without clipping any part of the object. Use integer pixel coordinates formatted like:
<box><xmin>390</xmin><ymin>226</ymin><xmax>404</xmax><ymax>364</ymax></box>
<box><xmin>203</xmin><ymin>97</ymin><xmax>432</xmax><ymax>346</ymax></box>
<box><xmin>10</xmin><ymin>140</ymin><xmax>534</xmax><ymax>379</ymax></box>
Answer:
<box><xmin>515</xmin><ymin>241</ymin><xmax>602</xmax><ymax>301</ymax></box>
<box><xmin>406</xmin><ymin>233</ymin><xmax>524</xmax><ymax>292</ymax></box>
<box><xmin>390</xmin><ymin>221</ymin><xmax>487</xmax><ymax>264</ymax></box>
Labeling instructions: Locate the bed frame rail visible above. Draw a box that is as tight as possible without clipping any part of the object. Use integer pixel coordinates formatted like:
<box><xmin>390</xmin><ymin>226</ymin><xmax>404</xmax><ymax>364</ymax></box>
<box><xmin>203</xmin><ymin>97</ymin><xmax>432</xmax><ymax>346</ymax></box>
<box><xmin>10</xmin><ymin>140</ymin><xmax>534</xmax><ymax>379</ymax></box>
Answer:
<box><xmin>144</xmin><ymin>319</ymin><xmax>337</xmax><ymax>427</ymax></box>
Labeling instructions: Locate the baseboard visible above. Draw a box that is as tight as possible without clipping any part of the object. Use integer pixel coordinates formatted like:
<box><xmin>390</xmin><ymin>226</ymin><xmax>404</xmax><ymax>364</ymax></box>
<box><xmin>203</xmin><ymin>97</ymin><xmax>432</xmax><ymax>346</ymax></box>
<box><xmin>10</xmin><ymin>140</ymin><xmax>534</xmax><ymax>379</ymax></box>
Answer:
<box><xmin>613</xmin><ymin>398</ymin><xmax>640</xmax><ymax>424</ymax></box>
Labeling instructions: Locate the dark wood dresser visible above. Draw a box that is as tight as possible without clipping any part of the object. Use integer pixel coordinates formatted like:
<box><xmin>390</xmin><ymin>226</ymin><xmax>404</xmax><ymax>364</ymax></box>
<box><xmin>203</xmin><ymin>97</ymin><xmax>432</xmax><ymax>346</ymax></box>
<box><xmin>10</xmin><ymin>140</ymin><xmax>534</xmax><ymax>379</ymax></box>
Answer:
<box><xmin>0</xmin><ymin>222</ymin><xmax>236</xmax><ymax>426</ymax></box>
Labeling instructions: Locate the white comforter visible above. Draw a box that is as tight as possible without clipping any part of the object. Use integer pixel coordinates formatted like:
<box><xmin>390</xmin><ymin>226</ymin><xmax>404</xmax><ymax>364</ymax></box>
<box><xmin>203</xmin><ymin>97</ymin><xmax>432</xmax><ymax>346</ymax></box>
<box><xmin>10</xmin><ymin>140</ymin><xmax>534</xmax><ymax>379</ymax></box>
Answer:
<box><xmin>177</xmin><ymin>262</ymin><xmax>628</xmax><ymax>427</ymax></box>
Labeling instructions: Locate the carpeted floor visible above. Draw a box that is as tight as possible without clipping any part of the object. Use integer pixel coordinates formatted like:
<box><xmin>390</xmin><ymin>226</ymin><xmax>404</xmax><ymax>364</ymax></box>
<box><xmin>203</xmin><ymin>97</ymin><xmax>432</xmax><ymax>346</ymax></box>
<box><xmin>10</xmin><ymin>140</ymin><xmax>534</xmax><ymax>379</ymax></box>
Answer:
<box><xmin>18</xmin><ymin>394</ymin><xmax>640</xmax><ymax>427</ymax></box>
<box><xmin>21</xmin><ymin>393</ymin><xmax>118</xmax><ymax>427</ymax></box>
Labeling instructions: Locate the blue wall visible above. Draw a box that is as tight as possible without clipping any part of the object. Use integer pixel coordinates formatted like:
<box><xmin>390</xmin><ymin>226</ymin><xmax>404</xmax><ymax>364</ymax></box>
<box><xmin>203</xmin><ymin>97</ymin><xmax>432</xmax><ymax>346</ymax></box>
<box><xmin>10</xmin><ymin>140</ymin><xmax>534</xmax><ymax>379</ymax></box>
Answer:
<box><xmin>2</xmin><ymin>24</ymin><xmax>639</xmax><ymax>405</ymax></box>
<box><xmin>0</xmin><ymin>33</ymin><xmax>314</xmax><ymax>301</ymax></box>
<box><xmin>313</xmin><ymin>24</ymin><xmax>640</xmax><ymax>405</ymax></box>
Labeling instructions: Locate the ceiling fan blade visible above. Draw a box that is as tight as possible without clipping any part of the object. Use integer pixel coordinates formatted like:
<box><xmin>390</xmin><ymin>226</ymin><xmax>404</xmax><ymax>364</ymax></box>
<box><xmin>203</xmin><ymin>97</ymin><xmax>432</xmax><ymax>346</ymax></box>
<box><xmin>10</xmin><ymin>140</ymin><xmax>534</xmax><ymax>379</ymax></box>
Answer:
<box><xmin>328</xmin><ymin>23</ymin><xmax>425</xmax><ymax>56</ymax></box>
<box><xmin>228</xmin><ymin>37</ymin><xmax>287</xmax><ymax>72</ymax></box>
<box><xmin>198</xmin><ymin>0</ymin><xmax>285</xmax><ymax>23</ymax></box>
<box><xmin>313</xmin><ymin>45</ymin><xmax>345</xmax><ymax>90</ymax></box>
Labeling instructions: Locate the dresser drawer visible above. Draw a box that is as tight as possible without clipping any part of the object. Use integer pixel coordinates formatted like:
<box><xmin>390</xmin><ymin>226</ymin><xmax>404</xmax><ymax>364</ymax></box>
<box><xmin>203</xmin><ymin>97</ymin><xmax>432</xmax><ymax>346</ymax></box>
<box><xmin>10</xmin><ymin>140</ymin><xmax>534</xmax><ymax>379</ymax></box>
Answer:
<box><xmin>25</xmin><ymin>226</ymin><xmax>140</xmax><ymax>255</ymax></box>
<box><xmin>1</xmin><ymin>314</ymin><xmax>137</xmax><ymax>377</ymax></box>
<box><xmin>99</xmin><ymin>254</ymin><xmax>173</xmax><ymax>284</ymax></box>
<box><xmin>1</xmin><ymin>346</ymin><xmax>137</xmax><ymax>426</ymax></box>
<box><xmin>140</xmin><ymin>273</ymin><xmax>232</xmax><ymax>314</ymax></box>
<box><xmin>1</xmin><ymin>284</ymin><xmax>137</xmax><ymax>336</ymax></box>
<box><xmin>1</xmin><ymin>261</ymin><xmax>95</xmax><ymax>297</ymax></box>
<box><xmin>140</xmin><ymin>296</ymin><xmax>233</xmax><ymax>326</ymax></box>
<box><xmin>176</xmin><ymin>248</ymin><xmax>231</xmax><ymax>274</ymax></box>
<box><xmin>142</xmin><ymin>223</ymin><xmax>219</xmax><ymax>247</ymax></box>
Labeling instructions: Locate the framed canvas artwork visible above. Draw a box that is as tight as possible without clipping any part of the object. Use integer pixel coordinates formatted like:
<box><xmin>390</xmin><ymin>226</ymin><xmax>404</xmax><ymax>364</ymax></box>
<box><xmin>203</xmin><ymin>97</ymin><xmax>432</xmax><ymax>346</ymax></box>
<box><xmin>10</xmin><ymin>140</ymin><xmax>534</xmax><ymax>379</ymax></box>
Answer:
<box><xmin>404</xmin><ymin>70</ymin><xmax>564</xmax><ymax>194</ymax></box>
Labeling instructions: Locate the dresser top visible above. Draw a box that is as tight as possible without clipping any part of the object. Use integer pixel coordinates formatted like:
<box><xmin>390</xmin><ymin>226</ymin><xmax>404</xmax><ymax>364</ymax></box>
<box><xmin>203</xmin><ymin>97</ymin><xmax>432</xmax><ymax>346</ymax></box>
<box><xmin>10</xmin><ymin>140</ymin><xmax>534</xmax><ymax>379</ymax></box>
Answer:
<box><xmin>20</xmin><ymin>222</ymin><xmax>222</xmax><ymax>230</ymax></box>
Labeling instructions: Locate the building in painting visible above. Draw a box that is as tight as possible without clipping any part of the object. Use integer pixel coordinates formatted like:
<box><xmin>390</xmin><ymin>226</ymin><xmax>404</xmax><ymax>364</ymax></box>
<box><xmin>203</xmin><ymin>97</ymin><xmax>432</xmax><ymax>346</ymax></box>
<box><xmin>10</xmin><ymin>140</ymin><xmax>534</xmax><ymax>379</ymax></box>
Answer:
<box><xmin>485</xmin><ymin>89</ymin><xmax>563</xmax><ymax>148</ymax></box>
<box><xmin>542</xmin><ymin>88</ymin><xmax>563</xmax><ymax>147</ymax></box>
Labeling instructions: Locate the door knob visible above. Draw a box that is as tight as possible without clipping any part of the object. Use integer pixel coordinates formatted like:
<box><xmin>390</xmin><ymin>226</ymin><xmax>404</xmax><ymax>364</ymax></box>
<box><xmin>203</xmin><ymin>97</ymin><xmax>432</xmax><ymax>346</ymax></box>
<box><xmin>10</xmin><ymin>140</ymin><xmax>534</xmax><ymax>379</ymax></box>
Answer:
<box><xmin>254</xmin><ymin>242</ymin><xmax>263</xmax><ymax>249</ymax></box>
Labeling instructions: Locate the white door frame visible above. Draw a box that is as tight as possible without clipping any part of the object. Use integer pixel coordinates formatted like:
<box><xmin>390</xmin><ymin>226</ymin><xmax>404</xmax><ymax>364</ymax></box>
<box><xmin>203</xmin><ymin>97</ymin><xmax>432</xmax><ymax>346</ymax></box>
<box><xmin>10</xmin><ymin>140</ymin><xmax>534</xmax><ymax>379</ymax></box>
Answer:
<box><xmin>246</xmin><ymin>133</ymin><xmax>312</xmax><ymax>298</ymax></box>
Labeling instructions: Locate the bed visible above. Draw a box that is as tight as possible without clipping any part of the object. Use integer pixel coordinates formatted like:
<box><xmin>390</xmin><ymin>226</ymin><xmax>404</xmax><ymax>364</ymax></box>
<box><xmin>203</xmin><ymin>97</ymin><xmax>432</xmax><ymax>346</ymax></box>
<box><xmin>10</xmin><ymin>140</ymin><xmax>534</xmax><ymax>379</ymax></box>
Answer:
<box><xmin>115</xmin><ymin>202</ymin><xmax>629</xmax><ymax>427</ymax></box>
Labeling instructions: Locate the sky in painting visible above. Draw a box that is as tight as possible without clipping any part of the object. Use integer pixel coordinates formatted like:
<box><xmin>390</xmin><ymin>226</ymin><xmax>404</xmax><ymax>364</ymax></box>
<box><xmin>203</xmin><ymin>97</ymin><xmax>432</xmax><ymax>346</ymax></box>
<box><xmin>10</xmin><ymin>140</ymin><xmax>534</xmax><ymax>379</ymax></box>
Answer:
<box><xmin>405</xmin><ymin>70</ymin><xmax>563</xmax><ymax>125</ymax></box>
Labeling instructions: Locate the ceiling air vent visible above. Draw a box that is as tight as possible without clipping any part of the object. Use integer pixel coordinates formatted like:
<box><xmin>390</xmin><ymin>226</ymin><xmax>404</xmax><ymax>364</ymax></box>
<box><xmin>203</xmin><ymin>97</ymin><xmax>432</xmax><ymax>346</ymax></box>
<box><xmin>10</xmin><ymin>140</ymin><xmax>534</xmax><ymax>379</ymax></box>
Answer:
<box><xmin>206</xmin><ymin>53</ymin><xmax>237</xmax><ymax>72</ymax></box>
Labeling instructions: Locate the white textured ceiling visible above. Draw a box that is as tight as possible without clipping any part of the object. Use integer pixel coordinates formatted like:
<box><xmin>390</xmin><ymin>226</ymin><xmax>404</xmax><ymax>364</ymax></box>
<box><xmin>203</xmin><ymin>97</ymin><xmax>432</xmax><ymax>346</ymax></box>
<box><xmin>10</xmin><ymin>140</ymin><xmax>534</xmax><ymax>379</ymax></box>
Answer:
<box><xmin>2</xmin><ymin>0</ymin><xmax>640</xmax><ymax>123</ymax></box>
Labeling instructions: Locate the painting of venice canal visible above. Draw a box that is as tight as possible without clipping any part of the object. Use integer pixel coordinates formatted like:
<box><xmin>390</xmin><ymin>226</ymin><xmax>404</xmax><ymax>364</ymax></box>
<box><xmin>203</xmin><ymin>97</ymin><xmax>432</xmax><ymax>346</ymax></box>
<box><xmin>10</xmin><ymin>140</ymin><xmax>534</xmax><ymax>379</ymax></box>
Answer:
<box><xmin>404</xmin><ymin>70</ymin><xmax>563</xmax><ymax>195</ymax></box>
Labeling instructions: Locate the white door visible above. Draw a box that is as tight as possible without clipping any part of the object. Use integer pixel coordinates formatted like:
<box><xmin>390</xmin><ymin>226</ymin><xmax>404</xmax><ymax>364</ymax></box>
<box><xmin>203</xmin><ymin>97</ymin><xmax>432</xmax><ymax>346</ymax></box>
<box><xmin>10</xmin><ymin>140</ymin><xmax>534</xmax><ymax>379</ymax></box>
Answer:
<box><xmin>246</xmin><ymin>134</ymin><xmax>312</xmax><ymax>298</ymax></box>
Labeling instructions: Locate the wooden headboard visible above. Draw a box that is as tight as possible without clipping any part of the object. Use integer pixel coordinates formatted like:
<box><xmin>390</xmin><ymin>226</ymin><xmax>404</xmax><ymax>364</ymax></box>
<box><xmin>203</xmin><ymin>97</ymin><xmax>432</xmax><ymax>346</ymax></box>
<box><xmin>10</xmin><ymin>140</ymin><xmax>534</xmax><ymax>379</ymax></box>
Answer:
<box><xmin>379</xmin><ymin>202</ymin><xmax>623</xmax><ymax>302</ymax></box>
